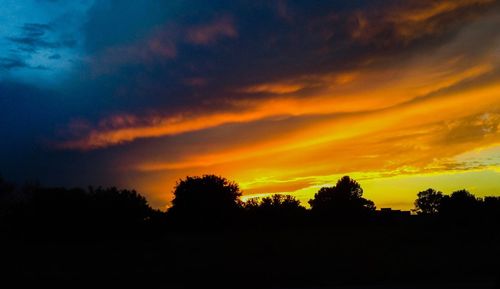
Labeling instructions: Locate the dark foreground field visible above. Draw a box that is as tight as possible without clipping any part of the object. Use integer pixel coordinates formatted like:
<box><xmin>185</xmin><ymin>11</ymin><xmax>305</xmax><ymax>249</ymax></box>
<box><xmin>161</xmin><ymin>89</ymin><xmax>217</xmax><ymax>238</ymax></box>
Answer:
<box><xmin>2</xmin><ymin>224</ymin><xmax>499</xmax><ymax>288</ymax></box>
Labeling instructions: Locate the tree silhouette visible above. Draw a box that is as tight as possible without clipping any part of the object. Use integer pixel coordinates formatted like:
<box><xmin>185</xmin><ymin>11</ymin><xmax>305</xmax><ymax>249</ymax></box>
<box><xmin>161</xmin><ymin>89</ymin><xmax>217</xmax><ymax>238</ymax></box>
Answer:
<box><xmin>244</xmin><ymin>194</ymin><xmax>306</xmax><ymax>227</ymax></box>
<box><xmin>260</xmin><ymin>194</ymin><xmax>303</xmax><ymax>210</ymax></box>
<box><xmin>2</xmin><ymin>183</ymin><xmax>155</xmax><ymax>238</ymax></box>
<box><xmin>168</xmin><ymin>175</ymin><xmax>243</xmax><ymax>227</ymax></box>
<box><xmin>440</xmin><ymin>189</ymin><xmax>480</xmax><ymax>221</ymax></box>
<box><xmin>244</xmin><ymin>194</ymin><xmax>306</xmax><ymax>218</ymax></box>
<box><xmin>413</xmin><ymin>188</ymin><xmax>444</xmax><ymax>215</ymax></box>
<box><xmin>89</xmin><ymin>186</ymin><xmax>152</xmax><ymax>224</ymax></box>
<box><xmin>308</xmin><ymin>176</ymin><xmax>375</xmax><ymax>220</ymax></box>
<box><xmin>482</xmin><ymin>196</ymin><xmax>500</xmax><ymax>223</ymax></box>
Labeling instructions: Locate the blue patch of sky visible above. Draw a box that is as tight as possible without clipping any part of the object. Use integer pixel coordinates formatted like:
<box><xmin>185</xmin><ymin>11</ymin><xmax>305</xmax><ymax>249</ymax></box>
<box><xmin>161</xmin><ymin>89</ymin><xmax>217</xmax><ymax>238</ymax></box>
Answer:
<box><xmin>0</xmin><ymin>0</ymin><xmax>94</xmax><ymax>83</ymax></box>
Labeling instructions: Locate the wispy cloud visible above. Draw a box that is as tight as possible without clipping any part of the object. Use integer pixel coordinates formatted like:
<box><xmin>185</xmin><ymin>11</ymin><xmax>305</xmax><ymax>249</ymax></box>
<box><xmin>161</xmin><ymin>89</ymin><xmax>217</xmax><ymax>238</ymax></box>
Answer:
<box><xmin>347</xmin><ymin>0</ymin><xmax>495</xmax><ymax>47</ymax></box>
<box><xmin>0</xmin><ymin>57</ymin><xmax>28</xmax><ymax>70</ymax></box>
<box><xmin>8</xmin><ymin>22</ymin><xmax>76</xmax><ymax>52</ymax></box>
<box><xmin>186</xmin><ymin>16</ymin><xmax>237</xmax><ymax>45</ymax></box>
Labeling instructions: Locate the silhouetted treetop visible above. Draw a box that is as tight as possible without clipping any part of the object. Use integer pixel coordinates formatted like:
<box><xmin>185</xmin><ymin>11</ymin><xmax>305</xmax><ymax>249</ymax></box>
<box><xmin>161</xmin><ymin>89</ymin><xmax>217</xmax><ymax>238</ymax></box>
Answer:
<box><xmin>168</xmin><ymin>175</ymin><xmax>243</xmax><ymax>226</ymax></box>
<box><xmin>243</xmin><ymin>194</ymin><xmax>306</xmax><ymax>226</ymax></box>
<box><xmin>244</xmin><ymin>194</ymin><xmax>305</xmax><ymax>213</ymax></box>
<box><xmin>308</xmin><ymin>176</ymin><xmax>375</xmax><ymax>218</ymax></box>
<box><xmin>411</xmin><ymin>188</ymin><xmax>500</xmax><ymax>224</ymax></box>
<box><xmin>413</xmin><ymin>188</ymin><xmax>443</xmax><ymax>215</ymax></box>
<box><xmin>440</xmin><ymin>189</ymin><xmax>481</xmax><ymax>219</ymax></box>
<box><xmin>88</xmin><ymin>186</ymin><xmax>152</xmax><ymax>223</ymax></box>
<box><xmin>1</xmin><ymin>173</ymin><xmax>500</xmax><ymax>238</ymax></box>
<box><xmin>171</xmin><ymin>175</ymin><xmax>242</xmax><ymax>210</ymax></box>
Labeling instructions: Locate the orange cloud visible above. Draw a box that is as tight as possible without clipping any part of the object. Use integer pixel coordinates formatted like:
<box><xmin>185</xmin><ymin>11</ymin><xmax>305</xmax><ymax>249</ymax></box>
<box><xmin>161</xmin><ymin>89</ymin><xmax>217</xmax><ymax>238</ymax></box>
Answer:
<box><xmin>239</xmin><ymin>82</ymin><xmax>305</xmax><ymax>94</ymax></box>
<box><xmin>57</xmin><ymin>9</ymin><xmax>500</xmax><ymax>209</ymax></box>
<box><xmin>61</xmin><ymin>46</ymin><xmax>496</xmax><ymax>150</ymax></box>
<box><xmin>186</xmin><ymin>16</ymin><xmax>237</xmax><ymax>45</ymax></box>
<box><xmin>349</xmin><ymin>0</ymin><xmax>495</xmax><ymax>45</ymax></box>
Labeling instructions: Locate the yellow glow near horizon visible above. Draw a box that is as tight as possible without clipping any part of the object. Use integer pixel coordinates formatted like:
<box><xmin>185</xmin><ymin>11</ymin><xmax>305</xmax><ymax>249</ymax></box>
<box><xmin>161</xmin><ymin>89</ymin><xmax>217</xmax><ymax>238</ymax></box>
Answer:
<box><xmin>66</xmin><ymin>6</ymin><xmax>500</xmax><ymax>210</ymax></box>
<box><xmin>123</xmin><ymin>72</ymin><xmax>500</xmax><ymax>209</ymax></box>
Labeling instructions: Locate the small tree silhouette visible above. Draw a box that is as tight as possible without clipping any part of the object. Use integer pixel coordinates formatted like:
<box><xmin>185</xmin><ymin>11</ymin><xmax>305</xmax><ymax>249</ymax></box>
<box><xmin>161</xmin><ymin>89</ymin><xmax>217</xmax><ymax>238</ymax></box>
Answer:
<box><xmin>308</xmin><ymin>176</ymin><xmax>375</xmax><ymax>220</ymax></box>
<box><xmin>413</xmin><ymin>188</ymin><xmax>443</xmax><ymax>215</ymax></box>
<box><xmin>168</xmin><ymin>175</ymin><xmax>243</xmax><ymax>227</ymax></box>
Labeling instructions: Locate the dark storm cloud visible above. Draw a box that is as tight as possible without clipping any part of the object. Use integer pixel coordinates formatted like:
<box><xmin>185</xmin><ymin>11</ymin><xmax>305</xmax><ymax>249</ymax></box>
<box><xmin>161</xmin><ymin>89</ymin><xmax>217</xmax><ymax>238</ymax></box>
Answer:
<box><xmin>63</xmin><ymin>0</ymin><xmax>499</xmax><ymax>125</ymax></box>
<box><xmin>7</xmin><ymin>22</ymin><xmax>76</xmax><ymax>53</ymax></box>
<box><xmin>0</xmin><ymin>57</ymin><xmax>28</xmax><ymax>70</ymax></box>
<box><xmin>0</xmin><ymin>56</ymin><xmax>49</xmax><ymax>70</ymax></box>
<box><xmin>48</xmin><ymin>53</ymin><xmax>61</xmax><ymax>60</ymax></box>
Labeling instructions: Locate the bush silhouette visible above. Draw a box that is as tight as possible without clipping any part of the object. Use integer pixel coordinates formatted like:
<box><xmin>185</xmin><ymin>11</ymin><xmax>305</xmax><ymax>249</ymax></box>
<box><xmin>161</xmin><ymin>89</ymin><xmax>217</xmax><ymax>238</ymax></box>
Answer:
<box><xmin>244</xmin><ymin>194</ymin><xmax>306</xmax><ymax>224</ymax></box>
<box><xmin>259</xmin><ymin>194</ymin><xmax>304</xmax><ymax>211</ymax></box>
<box><xmin>0</xmin><ymin>182</ymin><xmax>156</xmax><ymax>238</ymax></box>
<box><xmin>413</xmin><ymin>188</ymin><xmax>444</xmax><ymax>215</ymax></box>
<box><xmin>308</xmin><ymin>176</ymin><xmax>375</xmax><ymax>220</ymax></box>
<box><xmin>168</xmin><ymin>175</ymin><xmax>243</xmax><ymax>227</ymax></box>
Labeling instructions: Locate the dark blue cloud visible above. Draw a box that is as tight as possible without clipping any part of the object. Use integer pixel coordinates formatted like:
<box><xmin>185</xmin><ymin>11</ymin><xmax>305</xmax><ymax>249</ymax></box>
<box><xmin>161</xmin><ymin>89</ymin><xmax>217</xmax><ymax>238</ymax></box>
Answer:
<box><xmin>8</xmin><ymin>22</ymin><xmax>75</xmax><ymax>53</ymax></box>
<box><xmin>60</xmin><ymin>0</ymin><xmax>496</xmax><ymax>120</ymax></box>
<box><xmin>0</xmin><ymin>57</ymin><xmax>28</xmax><ymax>70</ymax></box>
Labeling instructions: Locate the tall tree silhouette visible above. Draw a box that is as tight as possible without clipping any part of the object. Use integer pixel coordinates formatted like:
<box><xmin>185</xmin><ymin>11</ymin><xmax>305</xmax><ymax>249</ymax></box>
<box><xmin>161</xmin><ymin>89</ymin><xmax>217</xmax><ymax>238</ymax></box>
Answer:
<box><xmin>168</xmin><ymin>175</ymin><xmax>242</xmax><ymax>227</ymax></box>
<box><xmin>413</xmin><ymin>188</ymin><xmax>444</xmax><ymax>215</ymax></box>
<box><xmin>308</xmin><ymin>176</ymin><xmax>375</xmax><ymax>220</ymax></box>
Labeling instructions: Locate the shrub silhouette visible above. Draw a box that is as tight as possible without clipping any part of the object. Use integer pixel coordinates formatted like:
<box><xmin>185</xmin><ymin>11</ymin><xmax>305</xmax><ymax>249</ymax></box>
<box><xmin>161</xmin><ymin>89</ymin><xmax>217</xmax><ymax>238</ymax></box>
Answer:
<box><xmin>0</xmin><ymin>183</ymin><xmax>155</xmax><ymax>238</ymax></box>
<box><xmin>168</xmin><ymin>175</ymin><xmax>242</xmax><ymax>227</ymax></box>
<box><xmin>413</xmin><ymin>188</ymin><xmax>444</xmax><ymax>215</ymax></box>
<box><xmin>259</xmin><ymin>194</ymin><xmax>304</xmax><ymax>211</ymax></box>
<box><xmin>244</xmin><ymin>194</ymin><xmax>306</xmax><ymax>224</ymax></box>
<box><xmin>308</xmin><ymin>176</ymin><xmax>375</xmax><ymax>220</ymax></box>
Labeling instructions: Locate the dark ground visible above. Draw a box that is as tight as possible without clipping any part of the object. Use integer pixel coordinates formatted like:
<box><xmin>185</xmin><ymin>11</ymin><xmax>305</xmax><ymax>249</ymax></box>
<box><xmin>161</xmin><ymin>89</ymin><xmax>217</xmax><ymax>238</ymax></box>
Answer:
<box><xmin>1</xmin><ymin>224</ymin><xmax>499</xmax><ymax>288</ymax></box>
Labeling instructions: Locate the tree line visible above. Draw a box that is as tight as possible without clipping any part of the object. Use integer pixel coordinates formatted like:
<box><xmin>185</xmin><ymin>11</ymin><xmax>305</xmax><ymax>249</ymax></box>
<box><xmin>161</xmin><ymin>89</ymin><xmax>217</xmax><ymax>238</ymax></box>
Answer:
<box><xmin>1</xmin><ymin>174</ymin><xmax>499</xmax><ymax>238</ymax></box>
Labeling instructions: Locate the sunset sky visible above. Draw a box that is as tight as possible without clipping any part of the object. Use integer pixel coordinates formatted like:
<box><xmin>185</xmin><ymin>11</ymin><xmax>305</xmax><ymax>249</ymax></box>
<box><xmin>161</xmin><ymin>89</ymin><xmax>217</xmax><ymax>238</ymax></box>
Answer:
<box><xmin>1</xmin><ymin>0</ymin><xmax>499</xmax><ymax>210</ymax></box>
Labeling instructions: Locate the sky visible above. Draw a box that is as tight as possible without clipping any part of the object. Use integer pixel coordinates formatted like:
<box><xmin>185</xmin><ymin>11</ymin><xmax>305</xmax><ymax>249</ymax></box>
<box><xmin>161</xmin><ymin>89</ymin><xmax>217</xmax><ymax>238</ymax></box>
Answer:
<box><xmin>1</xmin><ymin>0</ymin><xmax>500</xmax><ymax>210</ymax></box>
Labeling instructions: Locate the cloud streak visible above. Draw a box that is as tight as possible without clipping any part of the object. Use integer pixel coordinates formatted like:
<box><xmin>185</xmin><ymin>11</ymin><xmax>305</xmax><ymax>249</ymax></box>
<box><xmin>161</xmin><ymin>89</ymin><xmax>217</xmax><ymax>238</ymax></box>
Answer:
<box><xmin>186</xmin><ymin>16</ymin><xmax>237</xmax><ymax>45</ymax></box>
